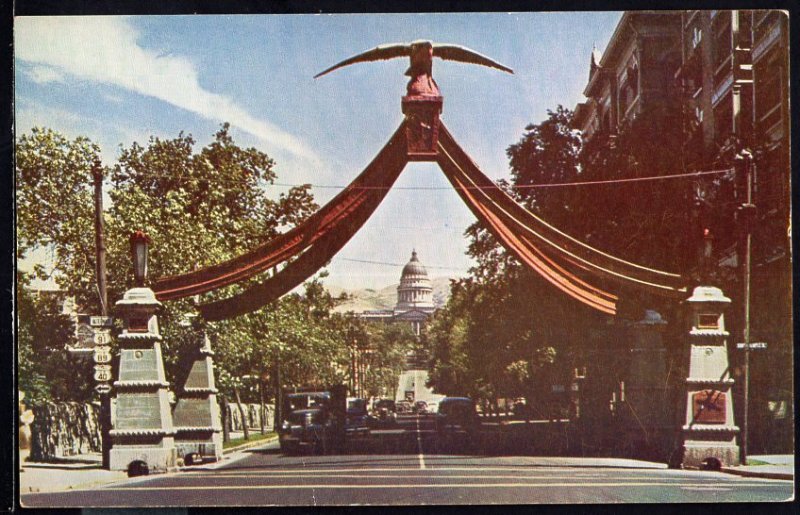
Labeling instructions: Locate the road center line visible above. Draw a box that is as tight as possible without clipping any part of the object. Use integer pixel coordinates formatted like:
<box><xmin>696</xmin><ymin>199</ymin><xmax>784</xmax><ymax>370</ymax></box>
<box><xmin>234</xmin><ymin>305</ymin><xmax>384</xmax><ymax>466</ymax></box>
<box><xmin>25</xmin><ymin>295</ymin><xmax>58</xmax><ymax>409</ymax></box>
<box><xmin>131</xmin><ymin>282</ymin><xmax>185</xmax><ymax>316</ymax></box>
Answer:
<box><xmin>416</xmin><ymin>416</ymin><xmax>426</xmax><ymax>470</ymax></box>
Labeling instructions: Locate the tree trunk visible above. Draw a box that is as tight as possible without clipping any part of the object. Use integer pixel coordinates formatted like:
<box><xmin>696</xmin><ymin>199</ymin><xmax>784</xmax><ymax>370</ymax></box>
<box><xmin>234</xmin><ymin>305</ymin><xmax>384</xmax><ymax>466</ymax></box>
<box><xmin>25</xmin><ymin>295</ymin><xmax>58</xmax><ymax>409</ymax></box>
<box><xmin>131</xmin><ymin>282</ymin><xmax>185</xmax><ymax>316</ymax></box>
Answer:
<box><xmin>220</xmin><ymin>396</ymin><xmax>230</xmax><ymax>443</ymax></box>
<box><xmin>259</xmin><ymin>381</ymin><xmax>266</xmax><ymax>435</ymax></box>
<box><xmin>234</xmin><ymin>387</ymin><xmax>249</xmax><ymax>440</ymax></box>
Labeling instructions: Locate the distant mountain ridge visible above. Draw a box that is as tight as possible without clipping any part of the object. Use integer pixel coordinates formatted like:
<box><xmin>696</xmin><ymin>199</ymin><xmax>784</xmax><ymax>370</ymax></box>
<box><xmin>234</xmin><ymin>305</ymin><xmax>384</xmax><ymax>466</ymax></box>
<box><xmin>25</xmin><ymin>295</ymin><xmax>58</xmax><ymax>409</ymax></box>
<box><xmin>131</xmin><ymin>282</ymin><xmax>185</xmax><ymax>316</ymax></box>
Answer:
<box><xmin>329</xmin><ymin>277</ymin><xmax>454</xmax><ymax>313</ymax></box>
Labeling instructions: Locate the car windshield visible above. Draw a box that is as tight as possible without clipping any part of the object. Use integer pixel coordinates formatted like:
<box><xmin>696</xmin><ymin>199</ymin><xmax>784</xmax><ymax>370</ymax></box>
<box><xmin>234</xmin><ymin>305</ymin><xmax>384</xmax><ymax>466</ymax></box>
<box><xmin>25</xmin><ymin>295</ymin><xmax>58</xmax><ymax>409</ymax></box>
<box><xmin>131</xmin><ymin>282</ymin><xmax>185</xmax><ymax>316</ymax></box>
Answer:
<box><xmin>348</xmin><ymin>399</ymin><xmax>367</xmax><ymax>413</ymax></box>
<box><xmin>287</xmin><ymin>412</ymin><xmax>308</xmax><ymax>425</ymax></box>
<box><xmin>287</xmin><ymin>393</ymin><xmax>329</xmax><ymax>411</ymax></box>
<box><xmin>440</xmin><ymin>400</ymin><xmax>472</xmax><ymax>415</ymax></box>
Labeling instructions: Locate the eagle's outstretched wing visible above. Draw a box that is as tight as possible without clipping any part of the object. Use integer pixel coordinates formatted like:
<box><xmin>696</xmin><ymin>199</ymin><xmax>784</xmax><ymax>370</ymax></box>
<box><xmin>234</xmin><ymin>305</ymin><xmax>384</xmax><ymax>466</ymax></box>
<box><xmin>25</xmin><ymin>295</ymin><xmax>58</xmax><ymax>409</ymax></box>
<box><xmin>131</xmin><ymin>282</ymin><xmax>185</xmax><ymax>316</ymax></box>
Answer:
<box><xmin>314</xmin><ymin>43</ymin><xmax>412</xmax><ymax>78</ymax></box>
<box><xmin>432</xmin><ymin>44</ymin><xmax>514</xmax><ymax>74</ymax></box>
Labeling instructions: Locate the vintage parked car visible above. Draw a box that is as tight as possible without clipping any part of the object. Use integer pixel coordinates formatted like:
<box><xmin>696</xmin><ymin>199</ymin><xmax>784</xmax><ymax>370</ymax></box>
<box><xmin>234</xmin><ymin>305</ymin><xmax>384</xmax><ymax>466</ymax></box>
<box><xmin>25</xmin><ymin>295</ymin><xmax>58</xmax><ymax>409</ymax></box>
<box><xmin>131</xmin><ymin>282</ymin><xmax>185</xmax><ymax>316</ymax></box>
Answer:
<box><xmin>395</xmin><ymin>400</ymin><xmax>413</xmax><ymax>414</ymax></box>
<box><xmin>435</xmin><ymin>397</ymin><xmax>481</xmax><ymax>435</ymax></box>
<box><xmin>370</xmin><ymin>399</ymin><xmax>398</xmax><ymax>426</ymax></box>
<box><xmin>345</xmin><ymin>397</ymin><xmax>370</xmax><ymax>437</ymax></box>
<box><xmin>279</xmin><ymin>391</ymin><xmax>333</xmax><ymax>454</ymax></box>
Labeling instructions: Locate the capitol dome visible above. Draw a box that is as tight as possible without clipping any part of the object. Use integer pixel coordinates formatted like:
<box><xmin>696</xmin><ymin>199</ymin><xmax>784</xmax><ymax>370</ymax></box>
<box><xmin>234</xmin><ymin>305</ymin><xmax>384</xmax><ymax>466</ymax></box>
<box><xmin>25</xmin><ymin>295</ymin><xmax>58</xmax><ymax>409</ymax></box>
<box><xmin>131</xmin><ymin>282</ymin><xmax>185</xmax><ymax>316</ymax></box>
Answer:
<box><xmin>396</xmin><ymin>250</ymin><xmax>434</xmax><ymax>312</ymax></box>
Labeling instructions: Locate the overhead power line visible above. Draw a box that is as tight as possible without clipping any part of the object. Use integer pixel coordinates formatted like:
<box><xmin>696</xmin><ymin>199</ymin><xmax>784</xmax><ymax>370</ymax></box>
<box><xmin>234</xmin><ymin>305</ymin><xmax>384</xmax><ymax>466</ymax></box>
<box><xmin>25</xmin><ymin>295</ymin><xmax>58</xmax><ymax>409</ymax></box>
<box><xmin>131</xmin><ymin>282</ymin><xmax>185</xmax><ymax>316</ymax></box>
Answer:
<box><xmin>111</xmin><ymin>167</ymin><xmax>733</xmax><ymax>191</ymax></box>
<box><xmin>335</xmin><ymin>257</ymin><xmax>466</xmax><ymax>271</ymax></box>
<box><xmin>272</xmin><ymin>168</ymin><xmax>733</xmax><ymax>190</ymax></box>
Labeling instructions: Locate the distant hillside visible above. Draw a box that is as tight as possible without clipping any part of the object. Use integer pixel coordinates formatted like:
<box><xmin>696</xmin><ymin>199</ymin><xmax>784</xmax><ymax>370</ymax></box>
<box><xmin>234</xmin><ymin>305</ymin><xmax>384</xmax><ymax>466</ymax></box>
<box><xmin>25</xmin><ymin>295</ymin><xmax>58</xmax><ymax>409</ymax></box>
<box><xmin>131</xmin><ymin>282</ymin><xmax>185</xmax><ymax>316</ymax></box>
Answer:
<box><xmin>330</xmin><ymin>277</ymin><xmax>455</xmax><ymax>313</ymax></box>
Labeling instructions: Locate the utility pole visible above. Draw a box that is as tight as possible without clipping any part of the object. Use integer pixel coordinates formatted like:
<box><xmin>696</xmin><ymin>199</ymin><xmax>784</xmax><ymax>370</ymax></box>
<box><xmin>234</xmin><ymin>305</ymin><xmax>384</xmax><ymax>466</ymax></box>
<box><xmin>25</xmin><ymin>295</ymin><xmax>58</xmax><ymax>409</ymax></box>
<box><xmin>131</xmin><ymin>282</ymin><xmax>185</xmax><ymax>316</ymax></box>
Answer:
<box><xmin>92</xmin><ymin>159</ymin><xmax>108</xmax><ymax>314</ymax></box>
<box><xmin>737</xmin><ymin>150</ymin><xmax>755</xmax><ymax>465</ymax></box>
<box><xmin>92</xmin><ymin>158</ymin><xmax>112</xmax><ymax>469</ymax></box>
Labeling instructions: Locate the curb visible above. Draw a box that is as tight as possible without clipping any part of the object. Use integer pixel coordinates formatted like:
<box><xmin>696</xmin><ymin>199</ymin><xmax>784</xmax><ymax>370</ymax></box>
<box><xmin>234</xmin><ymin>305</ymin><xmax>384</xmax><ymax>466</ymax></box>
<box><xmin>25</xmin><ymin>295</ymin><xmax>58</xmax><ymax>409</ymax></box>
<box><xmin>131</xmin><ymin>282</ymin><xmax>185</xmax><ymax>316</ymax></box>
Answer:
<box><xmin>20</xmin><ymin>473</ymin><xmax>129</xmax><ymax>494</ymax></box>
<box><xmin>222</xmin><ymin>434</ymin><xmax>278</xmax><ymax>455</ymax></box>
<box><xmin>720</xmin><ymin>467</ymin><xmax>794</xmax><ymax>481</ymax></box>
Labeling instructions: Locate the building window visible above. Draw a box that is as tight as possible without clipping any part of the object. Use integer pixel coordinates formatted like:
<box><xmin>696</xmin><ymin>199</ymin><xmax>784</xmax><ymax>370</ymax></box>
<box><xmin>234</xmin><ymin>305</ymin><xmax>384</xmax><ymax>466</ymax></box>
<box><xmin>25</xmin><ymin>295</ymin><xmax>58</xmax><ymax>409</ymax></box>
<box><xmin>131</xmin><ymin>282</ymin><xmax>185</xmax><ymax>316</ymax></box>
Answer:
<box><xmin>695</xmin><ymin>106</ymin><xmax>704</xmax><ymax>123</ymax></box>
<box><xmin>692</xmin><ymin>26</ymin><xmax>703</xmax><ymax>49</ymax></box>
<box><xmin>713</xmin><ymin>93</ymin><xmax>733</xmax><ymax>144</ymax></box>
<box><xmin>713</xmin><ymin>14</ymin><xmax>732</xmax><ymax>71</ymax></box>
<box><xmin>755</xmin><ymin>50</ymin><xmax>783</xmax><ymax>131</ymax></box>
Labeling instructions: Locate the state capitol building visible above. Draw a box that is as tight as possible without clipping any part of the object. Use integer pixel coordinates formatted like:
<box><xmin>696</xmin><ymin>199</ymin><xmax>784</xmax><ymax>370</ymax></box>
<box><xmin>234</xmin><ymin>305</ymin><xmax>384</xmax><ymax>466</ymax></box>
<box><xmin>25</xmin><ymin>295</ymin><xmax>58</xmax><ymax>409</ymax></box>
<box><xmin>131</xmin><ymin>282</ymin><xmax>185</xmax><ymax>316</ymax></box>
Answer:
<box><xmin>359</xmin><ymin>250</ymin><xmax>436</xmax><ymax>335</ymax></box>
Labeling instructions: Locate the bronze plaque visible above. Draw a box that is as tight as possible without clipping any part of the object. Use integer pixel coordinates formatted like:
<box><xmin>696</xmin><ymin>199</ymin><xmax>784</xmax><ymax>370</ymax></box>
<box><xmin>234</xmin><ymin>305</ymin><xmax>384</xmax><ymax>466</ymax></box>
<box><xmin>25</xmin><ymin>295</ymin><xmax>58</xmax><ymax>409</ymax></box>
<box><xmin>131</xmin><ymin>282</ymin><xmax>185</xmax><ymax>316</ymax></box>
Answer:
<box><xmin>116</xmin><ymin>393</ymin><xmax>162</xmax><ymax>430</ymax></box>
<box><xmin>693</xmin><ymin>390</ymin><xmax>726</xmax><ymax>424</ymax></box>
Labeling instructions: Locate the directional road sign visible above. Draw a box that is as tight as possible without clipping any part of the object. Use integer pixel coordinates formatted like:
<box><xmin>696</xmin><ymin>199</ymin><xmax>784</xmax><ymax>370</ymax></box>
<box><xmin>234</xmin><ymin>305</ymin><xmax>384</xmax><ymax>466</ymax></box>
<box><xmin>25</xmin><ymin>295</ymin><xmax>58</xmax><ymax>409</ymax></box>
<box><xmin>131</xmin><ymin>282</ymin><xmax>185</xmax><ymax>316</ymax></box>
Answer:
<box><xmin>736</xmin><ymin>342</ymin><xmax>768</xmax><ymax>350</ymax></box>
<box><xmin>93</xmin><ymin>345</ymin><xmax>112</xmax><ymax>364</ymax></box>
<box><xmin>95</xmin><ymin>383</ymin><xmax>112</xmax><ymax>394</ymax></box>
<box><xmin>93</xmin><ymin>331</ymin><xmax>112</xmax><ymax>345</ymax></box>
<box><xmin>90</xmin><ymin>316</ymin><xmax>114</xmax><ymax>327</ymax></box>
<box><xmin>94</xmin><ymin>364</ymin><xmax>112</xmax><ymax>382</ymax></box>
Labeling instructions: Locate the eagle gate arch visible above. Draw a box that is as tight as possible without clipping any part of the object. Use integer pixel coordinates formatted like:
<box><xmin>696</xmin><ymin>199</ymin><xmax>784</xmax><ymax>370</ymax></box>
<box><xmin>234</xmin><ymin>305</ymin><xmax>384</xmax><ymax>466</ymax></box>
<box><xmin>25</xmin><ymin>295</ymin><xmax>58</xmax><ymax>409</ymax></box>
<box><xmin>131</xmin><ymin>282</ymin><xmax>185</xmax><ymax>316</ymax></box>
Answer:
<box><xmin>109</xmin><ymin>41</ymin><xmax>739</xmax><ymax>472</ymax></box>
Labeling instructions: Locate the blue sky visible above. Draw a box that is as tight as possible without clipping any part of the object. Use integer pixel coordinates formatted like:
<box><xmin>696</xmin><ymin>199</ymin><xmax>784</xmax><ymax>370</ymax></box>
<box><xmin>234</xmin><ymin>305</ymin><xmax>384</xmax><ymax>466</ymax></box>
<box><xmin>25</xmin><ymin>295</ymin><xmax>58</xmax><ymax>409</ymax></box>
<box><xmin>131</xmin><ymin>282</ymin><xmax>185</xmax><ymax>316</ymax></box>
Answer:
<box><xmin>15</xmin><ymin>13</ymin><xmax>621</xmax><ymax>290</ymax></box>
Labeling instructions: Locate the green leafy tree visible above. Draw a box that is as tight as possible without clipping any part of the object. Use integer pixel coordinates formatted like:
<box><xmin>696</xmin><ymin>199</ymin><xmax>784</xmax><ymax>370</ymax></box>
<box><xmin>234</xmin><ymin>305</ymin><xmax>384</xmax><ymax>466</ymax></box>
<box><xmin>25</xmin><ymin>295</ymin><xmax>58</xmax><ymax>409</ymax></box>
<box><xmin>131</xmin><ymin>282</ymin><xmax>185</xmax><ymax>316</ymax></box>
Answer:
<box><xmin>16</xmin><ymin>128</ymin><xmax>98</xmax><ymax>303</ymax></box>
<box><xmin>427</xmin><ymin>107</ymin><xmax>608</xmax><ymax>409</ymax></box>
<box><xmin>360</xmin><ymin>321</ymin><xmax>416</xmax><ymax>399</ymax></box>
<box><xmin>16</xmin><ymin>124</ymin><xmax>322</xmax><ymax>402</ymax></box>
<box><xmin>16</xmin><ymin>272</ymin><xmax>94</xmax><ymax>404</ymax></box>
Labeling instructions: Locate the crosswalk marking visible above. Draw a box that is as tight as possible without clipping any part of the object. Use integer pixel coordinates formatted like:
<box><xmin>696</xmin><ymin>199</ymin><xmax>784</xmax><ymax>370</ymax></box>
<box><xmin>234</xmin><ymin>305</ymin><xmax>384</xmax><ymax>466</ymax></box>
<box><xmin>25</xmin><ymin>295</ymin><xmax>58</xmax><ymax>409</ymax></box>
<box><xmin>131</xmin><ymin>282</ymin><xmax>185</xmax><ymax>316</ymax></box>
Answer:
<box><xmin>136</xmin><ymin>473</ymin><xmax>759</xmax><ymax>481</ymax></box>
<box><xmin>100</xmin><ymin>481</ymin><xmax>789</xmax><ymax>491</ymax></box>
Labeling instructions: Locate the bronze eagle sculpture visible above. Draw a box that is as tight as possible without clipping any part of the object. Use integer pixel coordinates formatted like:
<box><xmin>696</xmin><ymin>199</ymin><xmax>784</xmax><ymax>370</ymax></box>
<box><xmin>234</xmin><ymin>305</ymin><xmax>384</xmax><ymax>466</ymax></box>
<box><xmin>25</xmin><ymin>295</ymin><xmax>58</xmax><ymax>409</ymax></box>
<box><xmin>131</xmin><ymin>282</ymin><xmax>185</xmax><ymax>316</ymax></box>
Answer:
<box><xmin>314</xmin><ymin>40</ymin><xmax>513</xmax><ymax>96</ymax></box>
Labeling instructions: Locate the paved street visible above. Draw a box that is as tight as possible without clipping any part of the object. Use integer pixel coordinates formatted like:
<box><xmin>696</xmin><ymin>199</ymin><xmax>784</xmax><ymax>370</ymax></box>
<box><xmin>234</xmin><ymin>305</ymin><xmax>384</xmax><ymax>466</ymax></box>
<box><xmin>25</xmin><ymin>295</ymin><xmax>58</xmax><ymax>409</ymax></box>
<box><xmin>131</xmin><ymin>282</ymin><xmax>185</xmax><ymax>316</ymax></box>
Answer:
<box><xmin>21</xmin><ymin>415</ymin><xmax>793</xmax><ymax>507</ymax></box>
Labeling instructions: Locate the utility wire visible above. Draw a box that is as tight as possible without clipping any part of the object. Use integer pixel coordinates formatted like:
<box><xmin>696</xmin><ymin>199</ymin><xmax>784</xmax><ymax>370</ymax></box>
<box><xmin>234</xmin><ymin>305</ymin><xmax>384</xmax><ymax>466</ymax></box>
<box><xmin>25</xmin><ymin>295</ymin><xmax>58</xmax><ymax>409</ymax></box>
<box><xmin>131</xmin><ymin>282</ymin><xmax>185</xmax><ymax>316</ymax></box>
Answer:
<box><xmin>335</xmin><ymin>257</ymin><xmax>466</xmax><ymax>271</ymax></box>
<box><xmin>112</xmin><ymin>167</ymin><xmax>734</xmax><ymax>191</ymax></box>
<box><xmin>271</xmin><ymin>168</ymin><xmax>733</xmax><ymax>190</ymax></box>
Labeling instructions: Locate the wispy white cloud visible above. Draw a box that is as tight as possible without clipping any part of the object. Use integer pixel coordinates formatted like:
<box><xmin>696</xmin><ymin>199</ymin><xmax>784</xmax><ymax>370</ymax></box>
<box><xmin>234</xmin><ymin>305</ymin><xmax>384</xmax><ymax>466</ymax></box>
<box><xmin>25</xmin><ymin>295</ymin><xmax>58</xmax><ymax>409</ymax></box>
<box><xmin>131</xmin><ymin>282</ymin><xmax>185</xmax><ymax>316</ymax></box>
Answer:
<box><xmin>15</xmin><ymin>16</ymin><xmax>321</xmax><ymax>165</ymax></box>
<box><xmin>24</xmin><ymin>65</ymin><xmax>65</xmax><ymax>84</ymax></box>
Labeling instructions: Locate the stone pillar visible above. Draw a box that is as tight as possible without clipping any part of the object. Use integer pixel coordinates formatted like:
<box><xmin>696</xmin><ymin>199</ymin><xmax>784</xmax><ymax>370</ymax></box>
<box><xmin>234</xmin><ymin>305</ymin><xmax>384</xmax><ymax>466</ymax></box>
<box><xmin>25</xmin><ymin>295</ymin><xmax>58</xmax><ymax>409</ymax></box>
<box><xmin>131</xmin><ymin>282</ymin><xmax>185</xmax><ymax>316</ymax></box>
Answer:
<box><xmin>623</xmin><ymin>310</ymin><xmax>671</xmax><ymax>460</ymax></box>
<box><xmin>173</xmin><ymin>332</ymin><xmax>223</xmax><ymax>464</ymax></box>
<box><xmin>681</xmin><ymin>286</ymin><xmax>740</xmax><ymax>467</ymax></box>
<box><xmin>402</xmin><ymin>94</ymin><xmax>443</xmax><ymax>161</ymax></box>
<box><xmin>110</xmin><ymin>287</ymin><xmax>176</xmax><ymax>473</ymax></box>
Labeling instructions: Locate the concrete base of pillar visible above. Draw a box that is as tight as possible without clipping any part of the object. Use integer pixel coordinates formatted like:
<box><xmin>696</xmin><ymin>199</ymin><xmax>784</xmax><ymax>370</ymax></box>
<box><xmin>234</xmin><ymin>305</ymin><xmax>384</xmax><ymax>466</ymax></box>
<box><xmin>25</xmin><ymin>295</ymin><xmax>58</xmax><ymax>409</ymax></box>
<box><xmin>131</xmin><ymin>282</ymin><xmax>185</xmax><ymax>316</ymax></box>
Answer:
<box><xmin>175</xmin><ymin>431</ymin><xmax>223</xmax><ymax>463</ymax></box>
<box><xmin>682</xmin><ymin>441</ymin><xmax>740</xmax><ymax>468</ymax></box>
<box><xmin>110</xmin><ymin>445</ymin><xmax>177</xmax><ymax>473</ymax></box>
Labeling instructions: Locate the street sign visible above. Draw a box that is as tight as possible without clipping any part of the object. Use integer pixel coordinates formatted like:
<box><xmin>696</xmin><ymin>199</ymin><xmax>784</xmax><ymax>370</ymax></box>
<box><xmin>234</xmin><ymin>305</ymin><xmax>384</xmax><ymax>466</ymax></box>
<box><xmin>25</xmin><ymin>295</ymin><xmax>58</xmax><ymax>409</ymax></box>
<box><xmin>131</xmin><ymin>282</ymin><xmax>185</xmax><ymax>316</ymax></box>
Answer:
<box><xmin>93</xmin><ymin>345</ymin><xmax>112</xmax><ymax>364</ymax></box>
<box><xmin>95</xmin><ymin>383</ymin><xmax>112</xmax><ymax>395</ymax></box>
<box><xmin>94</xmin><ymin>364</ymin><xmax>112</xmax><ymax>382</ymax></box>
<box><xmin>90</xmin><ymin>316</ymin><xmax>114</xmax><ymax>327</ymax></box>
<box><xmin>737</xmin><ymin>342</ymin><xmax>768</xmax><ymax>350</ymax></box>
<box><xmin>93</xmin><ymin>331</ymin><xmax>112</xmax><ymax>345</ymax></box>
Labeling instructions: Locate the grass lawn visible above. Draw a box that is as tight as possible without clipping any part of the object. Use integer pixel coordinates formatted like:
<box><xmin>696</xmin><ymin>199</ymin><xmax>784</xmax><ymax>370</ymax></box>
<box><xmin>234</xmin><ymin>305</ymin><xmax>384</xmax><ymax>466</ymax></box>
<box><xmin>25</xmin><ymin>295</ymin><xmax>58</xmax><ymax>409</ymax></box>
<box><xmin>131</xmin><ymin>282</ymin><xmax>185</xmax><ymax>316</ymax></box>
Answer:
<box><xmin>223</xmin><ymin>431</ymin><xmax>277</xmax><ymax>450</ymax></box>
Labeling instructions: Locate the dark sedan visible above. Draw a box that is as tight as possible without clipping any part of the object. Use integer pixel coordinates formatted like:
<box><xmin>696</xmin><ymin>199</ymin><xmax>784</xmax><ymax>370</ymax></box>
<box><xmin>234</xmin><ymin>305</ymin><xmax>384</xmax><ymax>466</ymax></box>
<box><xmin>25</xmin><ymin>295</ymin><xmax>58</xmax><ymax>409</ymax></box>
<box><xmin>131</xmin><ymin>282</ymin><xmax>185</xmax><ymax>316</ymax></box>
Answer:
<box><xmin>435</xmin><ymin>397</ymin><xmax>481</xmax><ymax>434</ymax></box>
<box><xmin>279</xmin><ymin>408</ymin><xmax>333</xmax><ymax>454</ymax></box>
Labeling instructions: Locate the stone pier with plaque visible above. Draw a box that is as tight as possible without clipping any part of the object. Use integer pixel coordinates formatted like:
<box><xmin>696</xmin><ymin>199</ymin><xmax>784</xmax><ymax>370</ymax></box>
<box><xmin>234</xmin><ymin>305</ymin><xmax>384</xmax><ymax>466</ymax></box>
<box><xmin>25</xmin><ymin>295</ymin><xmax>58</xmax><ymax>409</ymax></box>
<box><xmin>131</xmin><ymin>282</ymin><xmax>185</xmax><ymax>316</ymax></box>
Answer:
<box><xmin>622</xmin><ymin>309</ymin><xmax>672</xmax><ymax>461</ymax></box>
<box><xmin>172</xmin><ymin>331</ymin><xmax>223</xmax><ymax>464</ymax></box>
<box><xmin>110</xmin><ymin>287</ymin><xmax>177</xmax><ymax>473</ymax></box>
<box><xmin>680</xmin><ymin>286</ymin><xmax>740</xmax><ymax>467</ymax></box>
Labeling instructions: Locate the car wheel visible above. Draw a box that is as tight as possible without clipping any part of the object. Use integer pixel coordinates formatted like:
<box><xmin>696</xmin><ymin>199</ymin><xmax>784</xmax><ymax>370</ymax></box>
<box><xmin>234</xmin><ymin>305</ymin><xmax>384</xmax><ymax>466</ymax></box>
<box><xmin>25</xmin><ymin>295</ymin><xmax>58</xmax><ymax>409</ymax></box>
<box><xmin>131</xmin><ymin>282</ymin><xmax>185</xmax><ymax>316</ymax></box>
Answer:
<box><xmin>280</xmin><ymin>441</ymin><xmax>299</xmax><ymax>455</ymax></box>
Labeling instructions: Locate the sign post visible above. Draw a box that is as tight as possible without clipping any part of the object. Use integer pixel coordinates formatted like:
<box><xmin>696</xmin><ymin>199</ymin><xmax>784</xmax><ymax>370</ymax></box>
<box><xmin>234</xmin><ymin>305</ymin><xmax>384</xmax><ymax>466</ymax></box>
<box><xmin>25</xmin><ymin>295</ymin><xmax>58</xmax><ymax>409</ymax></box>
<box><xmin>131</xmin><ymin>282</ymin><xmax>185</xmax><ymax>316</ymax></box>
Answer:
<box><xmin>90</xmin><ymin>316</ymin><xmax>114</xmax><ymax>469</ymax></box>
<box><xmin>737</xmin><ymin>340</ymin><xmax>767</xmax><ymax>466</ymax></box>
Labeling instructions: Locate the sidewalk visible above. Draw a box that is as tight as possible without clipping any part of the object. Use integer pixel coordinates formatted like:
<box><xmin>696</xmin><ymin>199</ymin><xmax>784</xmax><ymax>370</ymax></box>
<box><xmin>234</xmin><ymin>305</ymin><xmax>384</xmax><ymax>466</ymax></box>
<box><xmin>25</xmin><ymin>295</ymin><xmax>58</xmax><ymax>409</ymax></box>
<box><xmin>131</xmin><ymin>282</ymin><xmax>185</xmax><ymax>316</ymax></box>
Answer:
<box><xmin>720</xmin><ymin>454</ymin><xmax>794</xmax><ymax>481</ymax></box>
<box><xmin>19</xmin><ymin>451</ymin><xmax>128</xmax><ymax>494</ymax></box>
<box><xmin>19</xmin><ymin>432</ymin><xmax>278</xmax><ymax>494</ymax></box>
